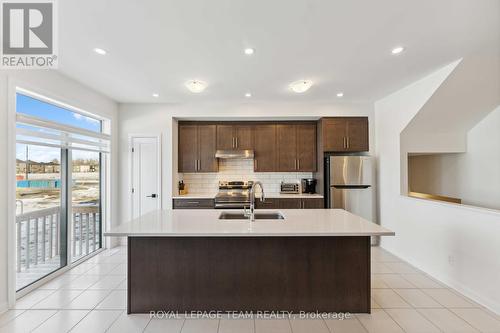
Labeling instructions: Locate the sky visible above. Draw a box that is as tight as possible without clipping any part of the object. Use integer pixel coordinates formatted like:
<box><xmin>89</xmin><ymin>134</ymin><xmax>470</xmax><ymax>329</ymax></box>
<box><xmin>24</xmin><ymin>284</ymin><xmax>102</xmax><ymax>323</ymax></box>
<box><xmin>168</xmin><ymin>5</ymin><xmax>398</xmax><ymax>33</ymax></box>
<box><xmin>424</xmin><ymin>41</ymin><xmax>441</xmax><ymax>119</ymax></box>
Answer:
<box><xmin>16</xmin><ymin>93</ymin><xmax>101</xmax><ymax>163</ymax></box>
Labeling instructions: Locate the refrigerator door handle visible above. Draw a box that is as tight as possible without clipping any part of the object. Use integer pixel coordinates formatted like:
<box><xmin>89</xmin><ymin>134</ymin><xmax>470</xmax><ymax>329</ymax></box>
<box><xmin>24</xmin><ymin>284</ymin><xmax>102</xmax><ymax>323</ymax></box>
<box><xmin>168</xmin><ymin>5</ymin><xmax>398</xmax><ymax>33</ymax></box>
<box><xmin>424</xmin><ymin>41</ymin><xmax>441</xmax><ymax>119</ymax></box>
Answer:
<box><xmin>331</xmin><ymin>185</ymin><xmax>371</xmax><ymax>189</ymax></box>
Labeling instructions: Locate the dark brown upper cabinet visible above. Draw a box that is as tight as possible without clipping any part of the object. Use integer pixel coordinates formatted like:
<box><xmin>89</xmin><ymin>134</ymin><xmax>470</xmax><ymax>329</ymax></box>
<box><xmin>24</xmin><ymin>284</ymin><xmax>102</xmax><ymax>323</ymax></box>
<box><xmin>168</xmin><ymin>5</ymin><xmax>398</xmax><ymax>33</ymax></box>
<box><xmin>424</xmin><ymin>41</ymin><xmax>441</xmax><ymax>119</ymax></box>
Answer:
<box><xmin>216</xmin><ymin>125</ymin><xmax>254</xmax><ymax>150</ymax></box>
<box><xmin>277</xmin><ymin>123</ymin><xmax>317</xmax><ymax>172</ymax></box>
<box><xmin>296</xmin><ymin>124</ymin><xmax>317</xmax><ymax>171</ymax></box>
<box><xmin>321</xmin><ymin>117</ymin><xmax>368</xmax><ymax>152</ymax></box>
<box><xmin>254</xmin><ymin>124</ymin><xmax>277</xmax><ymax>172</ymax></box>
<box><xmin>178</xmin><ymin>124</ymin><xmax>218</xmax><ymax>173</ymax></box>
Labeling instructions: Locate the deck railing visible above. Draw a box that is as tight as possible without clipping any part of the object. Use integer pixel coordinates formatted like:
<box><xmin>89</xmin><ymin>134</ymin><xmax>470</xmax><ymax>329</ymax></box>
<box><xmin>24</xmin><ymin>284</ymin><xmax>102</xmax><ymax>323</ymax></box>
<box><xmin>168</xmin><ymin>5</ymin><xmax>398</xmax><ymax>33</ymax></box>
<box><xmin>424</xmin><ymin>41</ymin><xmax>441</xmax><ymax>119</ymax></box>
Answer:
<box><xmin>16</xmin><ymin>205</ymin><xmax>100</xmax><ymax>272</ymax></box>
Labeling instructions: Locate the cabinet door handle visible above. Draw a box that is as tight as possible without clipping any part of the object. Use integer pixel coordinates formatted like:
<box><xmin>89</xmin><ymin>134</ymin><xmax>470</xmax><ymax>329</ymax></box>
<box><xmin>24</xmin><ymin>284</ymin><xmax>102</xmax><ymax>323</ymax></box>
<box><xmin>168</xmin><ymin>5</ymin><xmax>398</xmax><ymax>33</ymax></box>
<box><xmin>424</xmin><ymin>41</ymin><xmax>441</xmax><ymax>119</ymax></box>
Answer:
<box><xmin>235</xmin><ymin>137</ymin><xmax>238</xmax><ymax>148</ymax></box>
<box><xmin>233</xmin><ymin>137</ymin><xmax>235</xmax><ymax>148</ymax></box>
<box><xmin>294</xmin><ymin>159</ymin><xmax>297</xmax><ymax>170</ymax></box>
<box><xmin>347</xmin><ymin>137</ymin><xmax>350</xmax><ymax>149</ymax></box>
<box><xmin>194</xmin><ymin>160</ymin><xmax>197</xmax><ymax>171</ymax></box>
<box><xmin>297</xmin><ymin>159</ymin><xmax>300</xmax><ymax>170</ymax></box>
<box><xmin>343</xmin><ymin>137</ymin><xmax>347</xmax><ymax>149</ymax></box>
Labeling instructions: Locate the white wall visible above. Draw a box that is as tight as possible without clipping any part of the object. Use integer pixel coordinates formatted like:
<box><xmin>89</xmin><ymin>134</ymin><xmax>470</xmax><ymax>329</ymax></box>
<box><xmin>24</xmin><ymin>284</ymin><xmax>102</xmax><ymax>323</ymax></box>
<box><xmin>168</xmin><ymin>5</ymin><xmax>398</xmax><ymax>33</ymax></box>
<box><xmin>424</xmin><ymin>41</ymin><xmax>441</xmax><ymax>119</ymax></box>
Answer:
<box><xmin>408</xmin><ymin>154</ymin><xmax>463</xmax><ymax>198</ymax></box>
<box><xmin>118</xmin><ymin>101</ymin><xmax>374</xmax><ymax>223</ymax></box>
<box><xmin>408</xmin><ymin>106</ymin><xmax>500</xmax><ymax>211</ymax></box>
<box><xmin>0</xmin><ymin>70</ymin><xmax>118</xmax><ymax>313</ymax></box>
<box><xmin>376</xmin><ymin>65</ymin><xmax>500</xmax><ymax>314</ymax></box>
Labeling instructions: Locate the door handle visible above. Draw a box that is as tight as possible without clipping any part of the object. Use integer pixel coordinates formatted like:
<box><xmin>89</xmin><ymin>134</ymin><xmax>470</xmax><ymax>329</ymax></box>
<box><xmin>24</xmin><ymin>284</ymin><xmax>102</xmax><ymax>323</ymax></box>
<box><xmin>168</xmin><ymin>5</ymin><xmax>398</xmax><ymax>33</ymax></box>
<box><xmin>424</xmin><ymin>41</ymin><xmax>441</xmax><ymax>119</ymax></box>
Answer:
<box><xmin>297</xmin><ymin>159</ymin><xmax>300</xmax><ymax>170</ymax></box>
<box><xmin>343</xmin><ymin>137</ymin><xmax>347</xmax><ymax>149</ymax></box>
<box><xmin>346</xmin><ymin>137</ymin><xmax>350</xmax><ymax>149</ymax></box>
<box><xmin>232</xmin><ymin>137</ymin><xmax>235</xmax><ymax>148</ymax></box>
<box><xmin>146</xmin><ymin>194</ymin><xmax>157</xmax><ymax>198</ymax></box>
<box><xmin>235</xmin><ymin>137</ymin><xmax>238</xmax><ymax>148</ymax></box>
<box><xmin>294</xmin><ymin>159</ymin><xmax>297</xmax><ymax>170</ymax></box>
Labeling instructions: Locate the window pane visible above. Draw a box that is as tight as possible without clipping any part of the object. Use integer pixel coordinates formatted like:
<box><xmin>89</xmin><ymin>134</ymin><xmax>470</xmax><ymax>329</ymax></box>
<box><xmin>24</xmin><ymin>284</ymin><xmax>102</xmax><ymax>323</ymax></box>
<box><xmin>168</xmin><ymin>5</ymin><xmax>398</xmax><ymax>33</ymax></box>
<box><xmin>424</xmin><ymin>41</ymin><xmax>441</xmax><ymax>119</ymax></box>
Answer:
<box><xmin>16</xmin><ymin>93</ymin><xmax>101</xmax><ymax>133</ymax></box>
<box><xmin>71</xmin><ymin>150</ymin><xmax>101</xmax><ymax>262</ymax></box>
<box><xmin>16</xmin><ymin>144</ymin><xmax>66</xmax><ymax>291</ymax></box>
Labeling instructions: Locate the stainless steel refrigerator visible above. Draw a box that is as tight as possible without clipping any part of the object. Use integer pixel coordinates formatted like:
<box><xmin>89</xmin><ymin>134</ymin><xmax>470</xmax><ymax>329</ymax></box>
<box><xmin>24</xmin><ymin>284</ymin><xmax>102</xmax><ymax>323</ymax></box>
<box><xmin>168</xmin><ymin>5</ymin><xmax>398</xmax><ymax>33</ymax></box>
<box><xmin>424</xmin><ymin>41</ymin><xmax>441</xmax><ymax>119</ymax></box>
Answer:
<box><xmin>325</xmin><ymin>156</ymin><xmax>378</xmax><ymax>244</ymax></box>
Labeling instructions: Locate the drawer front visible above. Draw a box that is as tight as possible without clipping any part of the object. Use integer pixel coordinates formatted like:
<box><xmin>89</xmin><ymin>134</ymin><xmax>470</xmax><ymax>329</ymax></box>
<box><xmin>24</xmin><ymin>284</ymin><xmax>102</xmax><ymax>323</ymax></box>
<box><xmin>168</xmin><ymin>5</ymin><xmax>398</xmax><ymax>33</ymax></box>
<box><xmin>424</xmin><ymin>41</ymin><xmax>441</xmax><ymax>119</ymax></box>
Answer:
<box><xmin>302</xmin><ymin>198</ymin><xmax>324</xmax><ymax>209</ymax></box>
<box><xmin>278</xmin><ymin>198</ymin><xmax>302</xmax><ymax>209</ymax></box>
<box><xmin>173</xmin><ymin>199</ymin><xmax>214</xmax><ymax>209</ymax></box>
<box><xmin>255</xmin><ymin>198</ymin><xmax>279</xmax><ymax>209</ymax></box>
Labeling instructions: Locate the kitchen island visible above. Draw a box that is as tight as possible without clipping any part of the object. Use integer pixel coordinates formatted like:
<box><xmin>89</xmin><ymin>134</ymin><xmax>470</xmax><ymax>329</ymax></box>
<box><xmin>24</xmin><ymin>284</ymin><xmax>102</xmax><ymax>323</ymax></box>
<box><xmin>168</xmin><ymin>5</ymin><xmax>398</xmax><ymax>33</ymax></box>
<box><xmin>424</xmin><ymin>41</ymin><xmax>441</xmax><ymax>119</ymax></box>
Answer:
<box><xmin>105</xmin><ymin>209</ymin><xmax>394</xmax><ymax>314</ymax></box>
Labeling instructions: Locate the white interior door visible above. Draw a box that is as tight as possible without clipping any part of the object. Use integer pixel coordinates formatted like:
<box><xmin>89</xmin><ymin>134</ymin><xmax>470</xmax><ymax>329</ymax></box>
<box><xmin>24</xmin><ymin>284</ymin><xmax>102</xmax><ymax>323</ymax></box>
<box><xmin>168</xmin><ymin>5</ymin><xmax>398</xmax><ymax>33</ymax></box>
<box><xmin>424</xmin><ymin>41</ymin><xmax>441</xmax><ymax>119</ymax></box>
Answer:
<box><xmin>131</xmin><ymin>136</ymin><xmax>161</xmax><ymax>219</ymax></box>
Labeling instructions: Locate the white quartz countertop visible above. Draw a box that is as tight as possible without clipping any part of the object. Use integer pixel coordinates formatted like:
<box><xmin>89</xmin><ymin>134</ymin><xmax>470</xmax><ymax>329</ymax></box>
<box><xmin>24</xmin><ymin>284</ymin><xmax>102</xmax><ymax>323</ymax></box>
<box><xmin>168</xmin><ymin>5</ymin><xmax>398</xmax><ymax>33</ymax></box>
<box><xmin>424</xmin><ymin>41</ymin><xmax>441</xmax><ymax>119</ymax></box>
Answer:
<box><xmin>104</xmin><ymin>209</ymin><xmax>394</xmax><ymax>237</ymax></box>
<box><xmin>269</xmin><ymin>193</ymin><xmax>324</xmax><ymax>199</ymax></box>
<box><xmin>172</xmin><ymin>194</ymin><xmax>217</xmax><ymax>199</ymax></box>
<box><xmin>172</xmin><ymin>193</ymin><xmax>324</xmax><ymax>199</ymax></box>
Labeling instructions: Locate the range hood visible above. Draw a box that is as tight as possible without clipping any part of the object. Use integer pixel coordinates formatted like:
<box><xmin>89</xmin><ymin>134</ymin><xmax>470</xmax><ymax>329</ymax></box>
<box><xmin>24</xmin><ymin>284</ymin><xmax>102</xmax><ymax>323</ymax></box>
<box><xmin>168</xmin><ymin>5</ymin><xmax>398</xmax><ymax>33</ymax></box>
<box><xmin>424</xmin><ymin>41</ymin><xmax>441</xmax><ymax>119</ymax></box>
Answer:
<box><xmin>215</xmin><ymin>150</ymin><xmax>254</xmax><ymax>159</ymax></box>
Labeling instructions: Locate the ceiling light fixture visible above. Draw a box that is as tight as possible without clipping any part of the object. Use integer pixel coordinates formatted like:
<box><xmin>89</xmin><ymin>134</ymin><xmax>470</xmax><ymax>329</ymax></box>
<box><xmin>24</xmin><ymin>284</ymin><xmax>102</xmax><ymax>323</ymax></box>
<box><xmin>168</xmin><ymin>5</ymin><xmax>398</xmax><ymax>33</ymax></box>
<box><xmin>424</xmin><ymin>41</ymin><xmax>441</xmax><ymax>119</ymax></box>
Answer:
<box><xmin>391</xmin><ymin>46</ymin><xmax>405</xmax><ymax>55</ymax></box>
<box><xmin>336</xmin><ymin>92</ymin><xmax>344</xmax><ymax>98</ymax></box>
<box><xmin>94</xmin><ymin>48</ymin><xmax>107</xmax><ymax>55</ymax></box>
<box><xmin>185</xmin><ymin>80</ymin><xmax>207</xmax><ymax>93</ymax></box>
<box><xmin>244</xmin><ymin>48</ymin><xmax>255</xmax><ymax>55</ymax></box>
<box><xmin>290</xmin><ymin>80</ymin><xmax>313</xmax><ymax>93</ymax></box>
<box><xmin>152</xmin><ymin>93</ymin><xmax>159</xmax><ymax>98</ymax></box>
<box><xmin>245</xmin><ymin>92</ymin><xmax>252</xmax><ymax>98</ymax></box>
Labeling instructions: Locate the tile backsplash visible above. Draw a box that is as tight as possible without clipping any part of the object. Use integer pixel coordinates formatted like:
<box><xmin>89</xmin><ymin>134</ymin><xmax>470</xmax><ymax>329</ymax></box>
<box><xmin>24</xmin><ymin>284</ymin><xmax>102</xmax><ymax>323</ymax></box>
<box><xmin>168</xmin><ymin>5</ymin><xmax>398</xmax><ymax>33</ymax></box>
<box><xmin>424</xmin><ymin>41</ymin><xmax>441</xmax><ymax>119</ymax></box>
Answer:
<box><xmin>179</xmin><ymin>159</ymin><xmax>313</xmax><ymax>195</ymax></box>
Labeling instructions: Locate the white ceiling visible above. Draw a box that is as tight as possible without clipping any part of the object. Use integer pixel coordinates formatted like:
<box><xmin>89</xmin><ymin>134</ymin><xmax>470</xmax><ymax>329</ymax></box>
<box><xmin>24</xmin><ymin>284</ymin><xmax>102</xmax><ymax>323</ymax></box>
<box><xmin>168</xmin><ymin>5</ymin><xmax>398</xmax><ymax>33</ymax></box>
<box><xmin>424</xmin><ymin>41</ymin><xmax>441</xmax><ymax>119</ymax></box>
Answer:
<box><xmin>58</xmin><ymin>0</ymin><xmax>499</xmax><ymax>104</ymax></box>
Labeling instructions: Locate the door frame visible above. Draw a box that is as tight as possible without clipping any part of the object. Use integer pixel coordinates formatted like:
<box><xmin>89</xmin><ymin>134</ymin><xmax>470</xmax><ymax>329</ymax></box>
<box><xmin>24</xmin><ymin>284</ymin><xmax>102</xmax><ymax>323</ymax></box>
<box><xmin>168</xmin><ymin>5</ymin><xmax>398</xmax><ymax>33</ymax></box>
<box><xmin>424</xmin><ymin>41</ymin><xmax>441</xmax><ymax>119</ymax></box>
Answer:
<box><xmin>128</xmin><ymin>134</ymin><xmax>162</xmax><ymax>221</ymax></box>
<box><xmin>6</xmin><ymin>81</ymin><xmax>110</xmax><ymax>306</ymax></box>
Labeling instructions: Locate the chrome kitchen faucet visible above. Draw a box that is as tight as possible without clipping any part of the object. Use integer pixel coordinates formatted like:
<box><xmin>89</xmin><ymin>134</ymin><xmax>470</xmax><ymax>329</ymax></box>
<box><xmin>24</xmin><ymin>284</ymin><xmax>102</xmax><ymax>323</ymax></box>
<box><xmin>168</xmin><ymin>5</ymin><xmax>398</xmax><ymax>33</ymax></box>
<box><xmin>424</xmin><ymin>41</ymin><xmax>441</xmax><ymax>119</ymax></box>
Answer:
<box><xmin>246</xmin><ymin>181</ymin><xmax>265</xmax><ymax>221</ymax></box>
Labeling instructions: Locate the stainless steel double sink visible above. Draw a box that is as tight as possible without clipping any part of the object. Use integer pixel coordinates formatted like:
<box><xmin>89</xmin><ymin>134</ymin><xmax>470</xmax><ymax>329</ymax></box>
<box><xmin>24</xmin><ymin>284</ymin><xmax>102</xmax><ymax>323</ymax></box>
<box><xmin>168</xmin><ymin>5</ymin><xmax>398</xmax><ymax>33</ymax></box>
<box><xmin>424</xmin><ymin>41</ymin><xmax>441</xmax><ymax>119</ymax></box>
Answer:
<box><xmin>218</xmin><ymin>211</ymin><xmax>285</xmax><ymax>220</ymax></box>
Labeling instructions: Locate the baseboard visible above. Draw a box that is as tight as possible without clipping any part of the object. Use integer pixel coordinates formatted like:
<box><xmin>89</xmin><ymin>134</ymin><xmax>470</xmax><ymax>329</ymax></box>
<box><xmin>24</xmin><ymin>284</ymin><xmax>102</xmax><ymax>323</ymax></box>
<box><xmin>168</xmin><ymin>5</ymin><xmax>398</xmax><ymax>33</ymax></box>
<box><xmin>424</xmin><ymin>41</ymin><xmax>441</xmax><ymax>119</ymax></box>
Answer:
<box><xmin>0</xmin><ymin>302</ymin><xmax>8</xmax><ymax>315</ymax></box>
<box><xmin>380</xmin><ymin>245</ymin><xmax>500</xmax><ymax>316</ymax></box>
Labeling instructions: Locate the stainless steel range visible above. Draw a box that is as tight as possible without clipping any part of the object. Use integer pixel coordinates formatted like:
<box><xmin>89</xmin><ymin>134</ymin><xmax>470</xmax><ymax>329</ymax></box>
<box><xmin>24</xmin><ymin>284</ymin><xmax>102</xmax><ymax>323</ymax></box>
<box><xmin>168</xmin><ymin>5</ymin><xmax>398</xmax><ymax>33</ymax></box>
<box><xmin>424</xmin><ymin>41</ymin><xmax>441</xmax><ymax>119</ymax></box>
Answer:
<box><xmin>215</xmin><ymin>181</ymin><xmax>253</xmax><ymax>209</ymax></box>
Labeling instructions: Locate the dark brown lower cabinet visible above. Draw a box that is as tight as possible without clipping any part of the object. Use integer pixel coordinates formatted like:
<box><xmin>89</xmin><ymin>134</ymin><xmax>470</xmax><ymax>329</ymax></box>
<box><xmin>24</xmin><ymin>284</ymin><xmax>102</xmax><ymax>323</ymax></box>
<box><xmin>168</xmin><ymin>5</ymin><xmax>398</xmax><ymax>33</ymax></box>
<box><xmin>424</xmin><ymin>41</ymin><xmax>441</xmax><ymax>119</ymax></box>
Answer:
<box><xmin>172</xmin><ymin>197</ymin><xmax>323</xmax><ymax>210</ymax></box>
<box><xmin>255</xmin><ymin>198</ymin><xmax>279</xmax><ymax>209</ymax></box>
<box><xmin>173</xmin><ymin>199</ymin><xmax>215</xmax><ymax>209</ymax></box>
<box><xmin>256</xmin><ymin>197</ymin><xmax>324</xmax><ymax>209</ymax></box>
<box><xmin>302</xmin><ymin>198</ymin><xmax>324</xmax><ymax>209</ymax></box>
<box><xmin>128</xmin><ymin>236</ymin><xmax>371</xmax><ymax>313</ymax></box>
<box><xmin>279</xmin><ymin>198</ymin><xmax>302</xmax><ymax>209</ymax></box>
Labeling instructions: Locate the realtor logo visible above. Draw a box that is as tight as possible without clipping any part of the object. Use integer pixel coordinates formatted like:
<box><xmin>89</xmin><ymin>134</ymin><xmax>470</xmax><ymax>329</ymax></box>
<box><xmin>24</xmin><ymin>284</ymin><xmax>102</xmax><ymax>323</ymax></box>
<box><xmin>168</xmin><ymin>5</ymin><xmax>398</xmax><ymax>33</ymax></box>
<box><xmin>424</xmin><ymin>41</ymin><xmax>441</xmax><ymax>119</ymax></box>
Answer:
<box><xmin>1</xmin><ymin>0</ymin><xmax>58</xmax><ymax>68</ymax></box>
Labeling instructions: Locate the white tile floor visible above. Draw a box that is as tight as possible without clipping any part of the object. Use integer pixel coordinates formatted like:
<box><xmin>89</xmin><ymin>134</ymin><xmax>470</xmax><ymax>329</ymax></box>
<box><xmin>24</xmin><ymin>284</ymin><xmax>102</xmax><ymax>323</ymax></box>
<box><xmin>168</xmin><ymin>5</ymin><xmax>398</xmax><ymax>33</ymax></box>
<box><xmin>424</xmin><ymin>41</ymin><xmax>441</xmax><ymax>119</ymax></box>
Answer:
<box><xmin>1</xmin><ymin>246</ymin><xmax>500</xmax><ymax>332</ymax></box>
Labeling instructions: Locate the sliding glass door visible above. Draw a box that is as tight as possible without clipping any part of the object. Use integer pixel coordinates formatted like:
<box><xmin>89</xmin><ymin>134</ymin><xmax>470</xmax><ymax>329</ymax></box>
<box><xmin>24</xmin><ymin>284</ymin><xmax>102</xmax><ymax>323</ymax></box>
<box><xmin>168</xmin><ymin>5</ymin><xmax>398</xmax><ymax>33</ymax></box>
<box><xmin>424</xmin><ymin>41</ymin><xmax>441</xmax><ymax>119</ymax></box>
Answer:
<box><xmin>15</xmin><ymin>144</ymin><xmax>68</xmax><ymax>291</ymax></box>
<box><xmin>71</xmin><ymin>150</ymin><xmax>102</xmax><ymax>262</ymax></box>
<box><xmin>15</xmin><ymin>91</ymin><xmax>109</xmax><ymax>291</ymax></box>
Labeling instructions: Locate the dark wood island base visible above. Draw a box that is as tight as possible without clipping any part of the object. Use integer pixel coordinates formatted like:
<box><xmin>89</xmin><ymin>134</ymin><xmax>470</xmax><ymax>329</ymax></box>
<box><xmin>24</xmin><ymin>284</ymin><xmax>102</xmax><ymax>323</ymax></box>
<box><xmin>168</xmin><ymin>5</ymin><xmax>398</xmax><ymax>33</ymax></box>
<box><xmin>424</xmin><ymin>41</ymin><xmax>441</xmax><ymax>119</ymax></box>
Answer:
<box><xmin>127</xmin><ymin>236</ymin><xmax>371</xmax><ymax>314</ymax></box>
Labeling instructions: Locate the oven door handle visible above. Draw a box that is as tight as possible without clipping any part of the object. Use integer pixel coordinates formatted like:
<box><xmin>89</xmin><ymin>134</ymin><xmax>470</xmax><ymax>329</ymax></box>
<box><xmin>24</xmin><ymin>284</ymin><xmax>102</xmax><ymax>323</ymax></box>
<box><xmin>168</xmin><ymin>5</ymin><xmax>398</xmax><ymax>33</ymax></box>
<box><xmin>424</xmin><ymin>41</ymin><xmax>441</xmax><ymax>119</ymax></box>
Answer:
<box><xmin>215</xmin><ymin>202</ymin><xmax>251</xmax><ymax>209</ymax></box>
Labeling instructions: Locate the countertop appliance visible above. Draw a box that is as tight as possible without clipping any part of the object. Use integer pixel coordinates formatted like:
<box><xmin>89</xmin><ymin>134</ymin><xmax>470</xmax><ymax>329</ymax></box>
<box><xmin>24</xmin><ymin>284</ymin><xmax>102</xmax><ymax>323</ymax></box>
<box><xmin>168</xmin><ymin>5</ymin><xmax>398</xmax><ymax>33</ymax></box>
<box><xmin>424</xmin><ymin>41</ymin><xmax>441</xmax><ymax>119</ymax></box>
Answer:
<box><xmin>280</xmin><ymin>182</ymin><xmax>300</xmax><ymax>194</ymax></box>
<box><xmin>301</xmin><ymin>178</ymin><xmax>317</xmax><ymax>194</ymax></box>
<box><xmin>215</xmin><ymin>181</ymin><xmax>253</xmax><ymax>209</ymax></box>
<box><xmin>325</xmin><ymin>156</ymin><xmax>378</xmax><ymax>244</ymax></box>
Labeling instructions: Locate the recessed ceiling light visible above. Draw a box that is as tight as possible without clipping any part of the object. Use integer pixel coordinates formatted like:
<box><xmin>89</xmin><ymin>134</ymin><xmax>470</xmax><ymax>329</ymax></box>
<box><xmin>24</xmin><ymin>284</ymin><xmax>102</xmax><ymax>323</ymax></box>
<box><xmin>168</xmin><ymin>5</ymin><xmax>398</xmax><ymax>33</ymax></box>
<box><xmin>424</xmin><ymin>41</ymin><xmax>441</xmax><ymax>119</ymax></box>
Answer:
<box><xmin>245</xmin><ymin>92</ymin><xmax>252</xmax><ymax>98</ymax></box>
<box><xmin>94</xmin><ymin>48</ymin><xmax>107</xmax><ymax>55</ymax></box>
<box><xmin>185</xmin><ymin>80</ymin><xmax>207</xmax><ymax>93</ymax></box>
<box><xmin>290</xmin><ymin>80</ymin><xmax>313</xmax><ymax>93</ymax></box>
<box><xmin>244</xmin><ymin>48</ymin><xmax>255</xmax><ymax>55</ymax></box>
<box><xmin>336</xmin><ymin>92</ymin><xmax>344</xmax><ymax>98</ymax></box>
<box><xmin>152</xmin><ymin>93</ymin><xmax>159</xmax><ymax>98</ymax></box>
<box><xmin>391</xmin><ymin>46</ymin><xmax>405</xmax><ymax>55</ymax></box>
